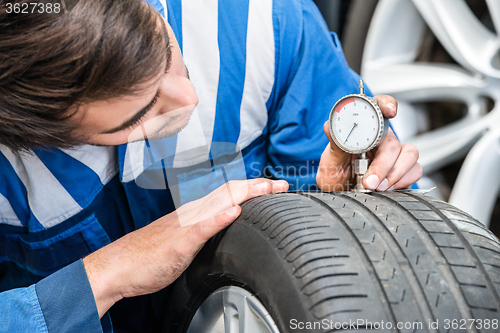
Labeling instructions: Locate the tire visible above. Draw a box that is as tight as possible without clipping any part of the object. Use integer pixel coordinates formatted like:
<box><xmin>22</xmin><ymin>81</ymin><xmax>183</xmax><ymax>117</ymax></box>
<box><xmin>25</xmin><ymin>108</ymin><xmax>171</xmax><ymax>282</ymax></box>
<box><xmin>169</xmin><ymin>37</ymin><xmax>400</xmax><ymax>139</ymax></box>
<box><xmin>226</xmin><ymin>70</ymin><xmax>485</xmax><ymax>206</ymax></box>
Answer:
<box><xmin>163</xmin><ymin>192</ymin><xmax>500</xmax><ymax>332</ymax></box>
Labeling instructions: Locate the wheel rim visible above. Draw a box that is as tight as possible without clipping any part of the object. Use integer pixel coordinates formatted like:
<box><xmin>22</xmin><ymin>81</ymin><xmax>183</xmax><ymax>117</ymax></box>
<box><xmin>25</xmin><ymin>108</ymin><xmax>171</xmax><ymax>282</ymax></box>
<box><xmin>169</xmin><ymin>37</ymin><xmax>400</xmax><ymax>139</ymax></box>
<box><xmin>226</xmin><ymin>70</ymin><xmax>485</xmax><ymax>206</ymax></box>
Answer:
<box><xmin>360</xmin><ymin>0</ymin><xmax>500</xmax><ymax>223</ymax></box>
<box><xmin>361</xmin><ymin>0</ymin><xmax>500</xmax><ymax>174</ymax></box>
<box><xmin>186</xmin><ymin>286</ymin><xmax>280</xmax><ymax>333</ymax></box>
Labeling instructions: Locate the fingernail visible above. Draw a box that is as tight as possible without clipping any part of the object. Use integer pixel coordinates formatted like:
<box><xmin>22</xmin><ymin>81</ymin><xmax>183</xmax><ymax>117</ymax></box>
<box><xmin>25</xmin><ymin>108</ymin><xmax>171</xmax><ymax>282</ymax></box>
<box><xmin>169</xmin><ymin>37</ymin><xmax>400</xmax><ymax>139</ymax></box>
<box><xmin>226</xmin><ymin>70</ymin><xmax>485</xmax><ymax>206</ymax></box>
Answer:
<box><xmin>225</xmin><ymin>206</ymin><xmax>239</xmax><ymax>216</ymax></box>
<box><xmin>365</xmin><ymin>174</ymin><xmax>380</xmax><ymax>189</ymax></box>
<box><xmin>376</xmin><ymin>178</ymin><xmax>389</xmax><ymax>191</ymax></box>
<box><xmin>272</xmin><ymin>180</ymin><xmax>287</xmax><ymax>186</ymax></box>
<box><xmin>388</xmin><ymin>185</ymin><xmax>395</xmax><ymax>191</ymax></box>
<box><xmin>387</xmin><ymin>103</ymin><xmax>397</xmax><ymax>114</ymax></box>
<box><xmin>255</xmin><ymin>182</ymin><xmax>270</xmax><ymax>188</ymax></box>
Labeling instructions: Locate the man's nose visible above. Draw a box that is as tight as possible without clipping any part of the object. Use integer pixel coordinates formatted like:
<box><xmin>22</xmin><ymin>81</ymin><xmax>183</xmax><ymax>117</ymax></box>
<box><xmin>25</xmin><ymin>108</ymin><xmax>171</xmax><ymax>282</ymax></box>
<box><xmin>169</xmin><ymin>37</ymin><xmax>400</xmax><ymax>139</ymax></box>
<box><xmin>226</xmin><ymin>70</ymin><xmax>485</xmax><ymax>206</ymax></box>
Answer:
<box><xmin>161</xmin><ymin>76</ymin><xmax>199</xmax><ymax>112</ymax></box>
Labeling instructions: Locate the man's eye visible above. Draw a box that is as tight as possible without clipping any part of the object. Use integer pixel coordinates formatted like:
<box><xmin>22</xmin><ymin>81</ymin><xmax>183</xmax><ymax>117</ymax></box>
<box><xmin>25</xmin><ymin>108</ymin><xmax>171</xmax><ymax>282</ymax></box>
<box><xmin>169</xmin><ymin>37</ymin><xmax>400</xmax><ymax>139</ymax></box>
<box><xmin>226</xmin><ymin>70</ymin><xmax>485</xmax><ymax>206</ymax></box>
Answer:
<box><xmin>126</xmin><ymin>112</ymin><xmax>148</xmax><ymax>130</ymax></box>
<box><xmin>125</xmin><ymin>94</ymin><xmax>159</xmax><ymax>130</ymax></box>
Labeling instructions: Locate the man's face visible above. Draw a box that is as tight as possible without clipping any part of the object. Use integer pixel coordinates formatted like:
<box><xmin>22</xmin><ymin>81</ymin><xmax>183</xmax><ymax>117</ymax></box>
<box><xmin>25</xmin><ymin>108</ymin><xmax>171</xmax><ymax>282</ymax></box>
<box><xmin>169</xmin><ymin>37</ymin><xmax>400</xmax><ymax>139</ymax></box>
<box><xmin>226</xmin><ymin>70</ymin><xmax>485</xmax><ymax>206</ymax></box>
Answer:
<box><xmin>71</xmin><ymin>21</ymin><xmax>198</xmax><ymax>146</ymax></box>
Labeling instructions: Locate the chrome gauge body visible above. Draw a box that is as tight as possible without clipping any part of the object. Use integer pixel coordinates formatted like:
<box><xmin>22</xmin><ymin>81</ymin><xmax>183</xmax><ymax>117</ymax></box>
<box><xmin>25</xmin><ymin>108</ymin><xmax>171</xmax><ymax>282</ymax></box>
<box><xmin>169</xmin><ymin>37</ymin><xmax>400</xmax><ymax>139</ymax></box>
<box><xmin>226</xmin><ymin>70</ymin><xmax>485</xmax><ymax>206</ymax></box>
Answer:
<box><xmin>328</xmin><ymin>80</ymin><xmax>389</xmax><ymax>192</ymax></box>
<box><xmin>329</xmin><ymin>91</ymin><xmax>388</xmax><ymax>155</ymax></box>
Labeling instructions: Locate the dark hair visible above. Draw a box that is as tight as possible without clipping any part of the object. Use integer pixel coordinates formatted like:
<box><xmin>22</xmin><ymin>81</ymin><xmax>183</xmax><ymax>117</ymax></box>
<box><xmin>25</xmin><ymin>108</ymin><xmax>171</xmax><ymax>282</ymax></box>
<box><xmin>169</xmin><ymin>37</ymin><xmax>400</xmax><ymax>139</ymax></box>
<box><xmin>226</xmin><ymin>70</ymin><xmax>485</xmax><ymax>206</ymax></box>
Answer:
<box><xmin>0</xmin><ymin>0</ymin><xmax>170</xmax><ymax>151</ymax></box>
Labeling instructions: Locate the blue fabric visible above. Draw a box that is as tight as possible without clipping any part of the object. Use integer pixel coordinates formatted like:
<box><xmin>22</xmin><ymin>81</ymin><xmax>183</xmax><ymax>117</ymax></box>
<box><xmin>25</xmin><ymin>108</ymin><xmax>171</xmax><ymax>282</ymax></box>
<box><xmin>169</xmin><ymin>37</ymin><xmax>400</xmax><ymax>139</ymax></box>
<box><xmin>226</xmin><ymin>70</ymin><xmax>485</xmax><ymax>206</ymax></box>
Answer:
<box><xmin>33</xmin><ymin>149</ymin><xmax>104</xmax><ymax>209</ymax></box>
<box><xmin>0</xmin><ymin>152</ymin><xmax>43</xmax><ymax>231</ymax></box>
<box><xmin>0</xmin><ymin>175</ymin><xmax>134</xmax><ymax>289</ymax></box>
<box><xmin>166</xmin><ymin>0</ymin><xmax>182</xmax><ymax>52</ymax></box>
<box><xmin>0</xmin><ymin>260</ymin><xmax>108</xmax><ymax>333</ymax></box>
<box><xmin>211</xmin><ymin>0</ymin><xmax>249</xmax><ymax>145</ymax></box>
<box><xmin>0</xmin><ymin>285</ymin><xmax>48</xmax><ymax>333</ymax></box>
<box><xmin>0</xmin><ymin>215</ymin><xmax>109</xmax><ymax>277</ymax></box>
<box><xmin>265</xmin><ymin>1</ymin><xmax>371</xmax><ymax>191</ymax></box>
<box><xmin>0</xmin><ymin>173</ymin><xmax>136</xmax><ymax>332</ymax></box>
<box><xmin>36</xmin><ymin>260</ymin><xmax>104</xmax><ymax>333</ymax></box>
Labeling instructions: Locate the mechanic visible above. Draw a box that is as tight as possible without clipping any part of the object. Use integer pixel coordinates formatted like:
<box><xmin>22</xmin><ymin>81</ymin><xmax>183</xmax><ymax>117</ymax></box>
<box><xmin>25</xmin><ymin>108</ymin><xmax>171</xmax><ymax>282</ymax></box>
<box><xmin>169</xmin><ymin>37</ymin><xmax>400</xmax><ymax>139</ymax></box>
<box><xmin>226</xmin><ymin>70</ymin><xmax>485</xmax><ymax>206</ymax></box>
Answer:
<box><xmin>0</xmin><ymin>0</ymin><xmax>421</xmax><ymax>332</ymax></box>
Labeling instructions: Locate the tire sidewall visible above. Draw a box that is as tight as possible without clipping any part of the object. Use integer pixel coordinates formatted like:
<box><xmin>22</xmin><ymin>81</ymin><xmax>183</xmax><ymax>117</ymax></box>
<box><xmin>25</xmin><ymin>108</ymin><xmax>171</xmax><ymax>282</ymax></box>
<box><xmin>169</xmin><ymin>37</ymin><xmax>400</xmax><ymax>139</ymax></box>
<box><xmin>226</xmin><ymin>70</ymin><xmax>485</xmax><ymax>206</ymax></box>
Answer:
<box><xmin>163</xmin><ymin>221</ymin><xmax>318</xmax><ymax>333</ymax></box>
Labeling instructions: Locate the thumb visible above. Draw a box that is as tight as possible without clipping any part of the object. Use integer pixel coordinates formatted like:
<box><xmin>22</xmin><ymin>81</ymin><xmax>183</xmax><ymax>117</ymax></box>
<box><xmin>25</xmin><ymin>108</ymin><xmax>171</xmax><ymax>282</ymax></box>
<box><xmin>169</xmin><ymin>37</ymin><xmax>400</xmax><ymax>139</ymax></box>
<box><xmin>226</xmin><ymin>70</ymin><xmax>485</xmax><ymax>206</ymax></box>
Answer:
<box><xmin>317</xmin><ymin>121</ymin><xmax>353</xmax><ymax>191</ymax></box>
<box><xmin>322</xmin><ymin>120</ymin><xmax>350</xmax><ymax>161</ymax></box>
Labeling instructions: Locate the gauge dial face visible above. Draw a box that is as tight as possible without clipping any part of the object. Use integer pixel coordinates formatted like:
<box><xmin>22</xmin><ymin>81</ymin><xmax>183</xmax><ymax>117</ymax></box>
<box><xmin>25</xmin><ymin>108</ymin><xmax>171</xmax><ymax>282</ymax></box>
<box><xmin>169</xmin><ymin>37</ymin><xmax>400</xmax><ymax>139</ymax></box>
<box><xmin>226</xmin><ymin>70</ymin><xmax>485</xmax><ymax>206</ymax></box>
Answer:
<box><xmin>331</xmin><ymin>97</ymin><xmax>381</xmax><ymax>153</ymax></box>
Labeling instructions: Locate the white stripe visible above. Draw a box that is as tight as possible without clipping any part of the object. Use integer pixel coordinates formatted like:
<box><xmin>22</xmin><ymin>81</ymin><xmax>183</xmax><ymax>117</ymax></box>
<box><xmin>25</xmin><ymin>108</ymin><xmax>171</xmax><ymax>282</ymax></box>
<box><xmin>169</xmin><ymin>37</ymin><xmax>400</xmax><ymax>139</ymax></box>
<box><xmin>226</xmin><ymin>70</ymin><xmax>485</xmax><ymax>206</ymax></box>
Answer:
<box><xmin>159</xmin><ymin>0</ymin><xmax>167</xmax><ymax>18</ymax></box>
<box><xmin>174</xmin><ymin>0</ymin><xmax>220</xmax><ymax>168</ymax></box>
<box><xmin>0</xmin><ymin>147</ymin><xmax>82</xmax><ymax>229</ymax></box>
<box><xmin>237</xmin><ymin>0</ymin><xmax>275</xmax><ymax>148</ymax></box>
<box><xmin>0</xmin><ymin>193</ymin><xmax>23</xmax><ymax>227</ymax></box>
<box><xmin>122</xmin><ymin>141</ymin><xmax>147</xmax><ymax>183</ymax></box>
<box><xmin>62</xmin><ymin>146</ymin><xmax>118</xmax><ymax>185</ymax></box>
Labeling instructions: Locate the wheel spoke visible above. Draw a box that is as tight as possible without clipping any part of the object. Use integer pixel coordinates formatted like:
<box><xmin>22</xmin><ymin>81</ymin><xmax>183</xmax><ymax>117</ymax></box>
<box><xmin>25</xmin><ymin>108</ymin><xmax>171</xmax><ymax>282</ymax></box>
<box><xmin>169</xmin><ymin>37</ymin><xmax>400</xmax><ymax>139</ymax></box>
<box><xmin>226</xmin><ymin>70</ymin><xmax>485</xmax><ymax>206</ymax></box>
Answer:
<box><xmin>411</xmin><ymin>0</ymin><xmax>500</xmax><ymax>77</ymax></box>
<box><xmin>362</xmin><ymin>59</ymin><xmax>500</xmax><ymax>173</ymax></box>
<box><xmin>363</xmin><ymin>0</ymin><xmax>427</xmax><ymax>65</ymax></box>
<box><xmin>449</xmin><ymin>127</ymin><xmax>500</xmax><ymax>226</ymax></box>
<box><xmin>241</xmin><ymin>298</ymin><xmax>267</xmax><ymax>332</ymax></box>
<box><xmin>486</xmin><ymin>0</ymin><xmax>500</xmax><ymax>35</ymax></box>
<box><xmin>407</xmin><ymin>103</ymin><xmax>500</xmax><ymax>173</ymax></box>
<box><xmin>363</xmin><ymin>63</ymin><xmax>486</xmax><ymax>104</ymax></box>
<box><xmin>189</xmin><ymin>287</ymin><xmax>279</xmax><ymax>333</ymax></box>
<box><xmin>187</xmin><ymin>290</ymin><xmax>224</xmax><ymax>333</ymax></box>
<box><xmin>222</xmin><ymin>289</ymin><xmax>241</xmax><ymax>333</ymax></box>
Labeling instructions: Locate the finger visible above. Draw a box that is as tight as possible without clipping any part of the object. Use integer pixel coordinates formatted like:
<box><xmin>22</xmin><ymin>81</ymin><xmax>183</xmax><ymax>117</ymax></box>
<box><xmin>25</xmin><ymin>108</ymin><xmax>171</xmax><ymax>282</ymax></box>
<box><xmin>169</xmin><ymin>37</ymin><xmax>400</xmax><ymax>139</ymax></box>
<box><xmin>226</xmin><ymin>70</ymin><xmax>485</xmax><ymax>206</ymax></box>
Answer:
<box><xmin>373</xmin><ymin>95</ymin><xmax>397</xmax><ymax>119</ymax></box>
<box><xmin>270</xmin><ymin>179</ymin><xmax>289</xmax><ymax>193</ymax></box>
<box><xmin>210</xmin><ymin>179</ymin><xmax>289</xmax><ymax>215</ymax></box>
<box><xmin>185</xmin><ymin>179</ymin><xmax>288</xmax><ymax>225</ymax></box>
<box><xmin>233</xmin><ymin>178</ymin><xmax>288</xmax><ymax>192</ymax></box>
<box><xmin>390</xmin><ymin>163</ymin><xmax>423</xmax><ymax>190</ymax></box>
<box><xmin>363</xmin><ymin>129</ymin><xmax>401</xmax><ymax>190</ymax></box>
<box><xmin>321</xmin><ymin>121</ymin><xmax>349</xmax><ymax>164</ymax></box>
<box><xmin>323</xmin><ymin>120</ymin><xmax>333</xmax><ymax>142</ymax></box>
<box><xmin>197</xmin><ymin>178</ymin><xmax>273</xmax><ymax>208</ymax></box>
<box><xmin>232</xmin><ymin>179</ymin><xmax>289</xmax><ymax>205</ymax></box>
<box><xmin>381</xmin><ymin>143</ymin><xmax>420</xmax><ymax>190</ymax></box>
<box><xmin>316</xmin><ymin>144</ymin><xmax>352</xmax><ymax>191</ymax></box>
<box><xmin>316</xmin><ymin>121</ymin><xmax>353</xmax><ymax>191</ymax></box>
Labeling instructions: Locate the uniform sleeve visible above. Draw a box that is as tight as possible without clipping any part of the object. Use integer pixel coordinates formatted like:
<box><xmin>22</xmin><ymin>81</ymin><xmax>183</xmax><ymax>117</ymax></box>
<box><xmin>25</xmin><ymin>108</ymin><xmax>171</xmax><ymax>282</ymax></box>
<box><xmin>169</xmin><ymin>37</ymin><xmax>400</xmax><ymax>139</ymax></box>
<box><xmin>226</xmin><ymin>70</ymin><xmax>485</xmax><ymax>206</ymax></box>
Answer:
<box><xmin>266</xmin><ymin>0</ymin><xmax>370</xmax><ymax>191</ymax></box>
<box><xmin>0</xmin><ymin>260</ymin><xmax>104</xmax><ymax>333</ymax></box>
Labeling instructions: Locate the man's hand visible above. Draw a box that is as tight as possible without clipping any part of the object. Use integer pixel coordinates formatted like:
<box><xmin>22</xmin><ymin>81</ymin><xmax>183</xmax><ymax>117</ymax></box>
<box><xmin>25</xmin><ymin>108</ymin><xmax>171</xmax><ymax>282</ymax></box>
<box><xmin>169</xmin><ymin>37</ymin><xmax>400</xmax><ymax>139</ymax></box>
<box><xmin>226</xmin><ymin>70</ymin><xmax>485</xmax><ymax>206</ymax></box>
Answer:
<box><xmin>82</xmin><ymin>178</ymin><xmax>288</xmax><ymax>318</ymax></box>
<box><xmin>316</xmin><ymin>95</ymin><xmax>422</xmax><ymax>192</ymax></box>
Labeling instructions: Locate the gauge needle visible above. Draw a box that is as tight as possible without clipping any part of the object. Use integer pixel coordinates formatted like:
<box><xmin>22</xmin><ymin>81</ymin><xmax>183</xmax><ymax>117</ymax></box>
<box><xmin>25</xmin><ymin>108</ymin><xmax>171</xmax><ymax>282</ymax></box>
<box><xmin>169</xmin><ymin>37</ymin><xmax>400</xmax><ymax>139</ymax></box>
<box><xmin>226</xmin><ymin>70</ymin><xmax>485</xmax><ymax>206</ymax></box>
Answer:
<box><xmin>344</xmin><ymin>123</ymin><xmax>358</xmax><ymax>144</ymax></box>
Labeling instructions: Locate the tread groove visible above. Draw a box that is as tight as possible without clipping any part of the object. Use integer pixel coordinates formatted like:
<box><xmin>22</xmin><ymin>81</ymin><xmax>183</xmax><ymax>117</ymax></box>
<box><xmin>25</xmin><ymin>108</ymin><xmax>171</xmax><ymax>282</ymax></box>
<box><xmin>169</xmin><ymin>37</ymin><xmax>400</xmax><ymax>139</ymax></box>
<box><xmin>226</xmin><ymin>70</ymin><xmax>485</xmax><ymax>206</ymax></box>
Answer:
<box><xmin>295</xmin><ymin>264</ymin><xmax>345</xmax><ymax>279</ymax></box>
<box><xmin>293</xmin><ymin>255</ymin><xmax>349</xmax><ymax>271</ymax></box>
<box><xmin>249</xmin><ymin>200</ymin><xmax>303</xmax><ymax>223</ymax></box>
<box><xmin>243</xmin><ymin>197</ymin><xmax>287</xmax><ymax>220</ymax></box>
<box><xmin>309</xmin><ymin>294</ymin><xmax>368</xmax><ymax>311</ymax></box>
<box><xmin>406</xmin><ymin>193</ymin><xmax>500</xmax><ymax>314</ymax></box>
<box><xmin>375</xmin><ymin>193</ymin><xmax>479</xmax><ymax>326</ymax></box>
<box><xmin>278</xmin><ymin>232</ymin><xmax>330</xmax><ymax>249</ymax></box>
<box><xmin>319</xmin><ymin>309</ymin><xmax>362</xmax><ymax>320</ymax></box>
<box><xmin>301</xmin><ymin>193</ymin><xmax>399</xmax><ymax>327</ymax></box>
<box><xmin>343</xmin><ymin>193</ymin><xmax>438</xmax><ymax>327</ymax></box>
<box><xmin>473</xmin><ymin>245</ymin><xmax>500</xmax><ymax>256</ymax></box>
<box><xmin>259</xmin><ymin>205</ymin><xmax>311</xmax><ymax>229</ymax></box>
<box><xmin>264</xmin><ymin>213</ymin><xmax>321</xmax><ymax>231</ymax></box>
<box><xmin>465</xmin><ymin>231</ymin><xmax>500</xmax><ymax>246</ymax></box>
<box><xmin>269</xmin><ymin>219</ymin><xmax>324</xmax><ymax>238</ymax></box>
<box><xmin>283</xmin><ymin>240</ymin><xmax>339</xmax><ymax>258</ymax></box>
<box><xmin>304</xmin><ymin>283</ymin><xmax>354</xmax><ymax>296</ymax></box>
<box><xmin>300</xmin><ymin>273</ymin><xmax>359</xmax><ymax>292</ymax></box>
<box><xmin>277</xmin><ymin>227</ymin><xmax>330</xmax><ymax>247</ymax></box>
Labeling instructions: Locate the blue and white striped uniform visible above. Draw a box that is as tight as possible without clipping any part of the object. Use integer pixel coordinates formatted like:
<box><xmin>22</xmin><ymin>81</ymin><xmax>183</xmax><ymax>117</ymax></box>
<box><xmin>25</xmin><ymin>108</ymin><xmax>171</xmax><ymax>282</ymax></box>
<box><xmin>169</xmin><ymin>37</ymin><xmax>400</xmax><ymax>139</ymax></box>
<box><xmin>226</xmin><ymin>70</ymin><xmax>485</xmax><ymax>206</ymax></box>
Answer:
<box><xmin>0</xmin><ymin>0</ymin><xmax>368</xmax><ymax>331</ymax></box>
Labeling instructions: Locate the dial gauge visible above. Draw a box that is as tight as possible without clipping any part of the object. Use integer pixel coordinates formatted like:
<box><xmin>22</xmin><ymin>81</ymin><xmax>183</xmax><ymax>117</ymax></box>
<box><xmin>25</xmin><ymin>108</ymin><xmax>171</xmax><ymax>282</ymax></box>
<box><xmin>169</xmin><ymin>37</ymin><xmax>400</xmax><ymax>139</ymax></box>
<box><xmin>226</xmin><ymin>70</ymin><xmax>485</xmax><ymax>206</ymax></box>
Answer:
<box><xmin>329</xmin><ymin>94</ymin><xmax>388</xmax><ymax>154</ymax></box>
